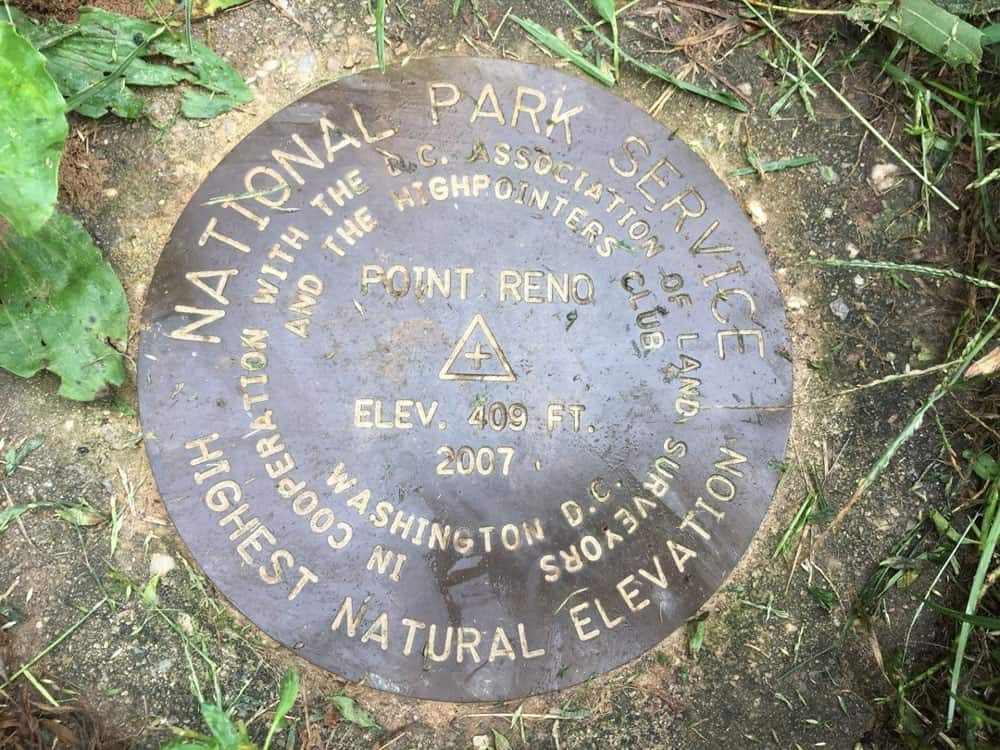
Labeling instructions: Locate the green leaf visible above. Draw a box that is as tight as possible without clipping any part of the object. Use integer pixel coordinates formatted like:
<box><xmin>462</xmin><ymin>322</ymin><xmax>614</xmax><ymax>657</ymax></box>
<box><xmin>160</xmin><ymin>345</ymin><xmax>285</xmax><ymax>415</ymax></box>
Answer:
<box><xmin>984</xmin><ymin>22</ymin><xmax>1000</xmax><ymax>46</ymax></box>
<box><xmin>847</xmin><ymin>0</ymin><xmax>982</xmax><ymax>66</ymax></box>
<box><xmin>3</xmin><ymin>435</ymin><xmax>44</xmax><ymax>477</ymax></box>
<box><xmin>963</xmin><ymin>449</ymin><xmax>1000</xmax><ymax>481</ymax></box>
<box><xmin>493</xmin><ymin>730</ymin><xmax>513</xmax><ymax>750</ymax></box>
<box><xmin>13</xmin><ymin>7</ymin><xmax>252</xmax><ymax>120</ymax></box>
<box><xmin>200</xmin><ymin>704</ymin><xmax>243</xmax><ymax>750</ymax></box>
<box><xmin>686</xmin><ymin>612</ymin><xmax>708</xmax><ymax>660</ymax></box>
<box><xmin>0</xmin><ymin>212</ymin><xmax>128</xmax><ymax>400</ymax></box>
<box><xmin>512</xmin><ymin>16</ymin><xmax>615</xmax><ymax>86</ymax></box>
<box><xmin>561</xmin><ymin>0</ymin><xmax>746</xmax><ymax>110</ymax></box>
<box><xmin>55</xmin><ymin>500</ymin><xmax>106</xmax><ymax>527</ymax></box>
<box><xmin>274</xmin><ymin>668</ymin><xmax>300</xmax><ymax>724</ymax></box>
<box><xmin>591</xmin><ymin>0</ymin><xmax>615</xmax><ymax>22</ymax></box>
<box><xmin>0</xmin><ymin>21</ymin><xmax>67</xmax><ymax>235</ymax></box>
<box><xmin>141</xmin><ymin>574</ymin><xmax>160</xmax><ymax>608</ymax></box>
<box><xmin>808</xmin><ymin>586</ymin><xmax>835</xmax><ymax>611</ymax></box>
<box><xmin>330</xmin><ymin>695</ymin><xmax>383</xmax><ymax>733</ymax></box>
<box><xmin>263</xmin><ymin>668</ymin><xmax>300</xmax><ymax>750</ymax></box>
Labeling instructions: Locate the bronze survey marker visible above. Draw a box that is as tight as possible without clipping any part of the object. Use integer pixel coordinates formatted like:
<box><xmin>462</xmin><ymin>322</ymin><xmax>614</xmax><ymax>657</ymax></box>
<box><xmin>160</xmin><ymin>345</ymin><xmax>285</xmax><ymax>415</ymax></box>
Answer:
<box><xmin>138</xmin><ymin>57</ymin><xmax>793</xmax><ymax>701</ymax></box>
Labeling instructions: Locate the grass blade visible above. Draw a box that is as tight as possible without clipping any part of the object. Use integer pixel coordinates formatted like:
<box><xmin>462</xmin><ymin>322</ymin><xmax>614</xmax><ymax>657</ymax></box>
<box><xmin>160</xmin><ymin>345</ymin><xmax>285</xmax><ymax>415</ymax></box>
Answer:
<box><xmin>807</xmin><ymin>258</ymin><xmax>1000</xmax><ymax>292</ymax></box>
<box><xmin>824</xmin><ymin>297</ymin><xmax>1000</xmax><ymax>533</ymax></box>
<box><xmin>561</xmin><ymin>0</ymin><xmax>747</xmax><ymax>110</ymax></box>
<box><xmin>629</xmin><ymin>55</ymin><xmax>748</xmax><ymax>112</ymax></box>
<box><xmin>926</xmin><ymin>600</ymin><xmax>1000</xmax><ymax>630</ymax></box>
<box><xmin>946</xmin><ymin>478</ymin><xmax>1000</xmax><ymax>727</ymax></box>
<box><xmin>0</xmin><ymin>597</ymin><xmax>108</xmax><ymax>690</ymax></box>
<box><xmin>375</xmin><ymin>0</ymin><xmax>386</xmax><ymax>72</ymax></box>
<box><xmin>512</xmin><ymin>16</ymin><xmax>615</xmax><ymax>86</ymax></box>
<box><xmin>742</xmin><ymin>0</ymin><xmax>959</xmax><ymax>210</ymax></box>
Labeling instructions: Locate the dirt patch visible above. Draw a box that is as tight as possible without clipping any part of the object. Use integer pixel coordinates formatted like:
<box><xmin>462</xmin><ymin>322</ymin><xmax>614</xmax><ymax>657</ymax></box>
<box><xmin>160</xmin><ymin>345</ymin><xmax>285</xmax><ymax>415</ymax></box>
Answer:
<box><xmin>59</xmin><ymin>128</ymin><xmax>109</xmax><ymax>216</ymax></box>
<box><xmin>19</xmin><ymin>0</ymin><xmax>175</xmax><ymax>22</ymax></box>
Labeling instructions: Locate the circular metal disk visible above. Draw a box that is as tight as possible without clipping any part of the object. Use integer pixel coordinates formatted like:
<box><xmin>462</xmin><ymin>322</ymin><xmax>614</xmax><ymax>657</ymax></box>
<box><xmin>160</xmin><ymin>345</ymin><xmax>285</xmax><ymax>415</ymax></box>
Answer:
<box><xmin>138</xmin><ymin>57</ymin><xmax>793</xmax><ymax>702</ymax></box>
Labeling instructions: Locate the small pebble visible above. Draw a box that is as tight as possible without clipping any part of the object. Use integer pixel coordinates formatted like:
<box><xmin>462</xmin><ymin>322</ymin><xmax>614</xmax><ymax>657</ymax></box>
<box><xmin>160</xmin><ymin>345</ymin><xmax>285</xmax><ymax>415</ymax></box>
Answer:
<box><xmin>149</xmin><ymin>552</ymin><xmax>176</xmax><ymax>578</ymax></box>
<box><xmin>830</xmin><ymin>298</ymin><xmax>850</xmax><ymax>321</ymax></box>
<box><xmin>786</xmin><ymin>295</ymin><xmax>807</xmax><ymax>311</ymax></box>
<box><xmin>846</xmin><ymin>242</ymin><xmax>860</xmax><ymax>259</ymax></box>
<box><xmin>869</xmin><ymin>163</ymin><xmax>901</xmax><ymax>194</ymax></box>
<box><xmin>747</xmin><ymin>199</ymin><xmax>767</xmax><ymax>226</ymax></box>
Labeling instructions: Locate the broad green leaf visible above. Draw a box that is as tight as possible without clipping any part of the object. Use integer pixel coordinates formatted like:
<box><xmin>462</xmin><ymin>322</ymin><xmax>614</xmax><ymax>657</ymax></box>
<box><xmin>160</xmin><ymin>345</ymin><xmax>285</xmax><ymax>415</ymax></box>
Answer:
<box><xmin>493</xmin><ymin>730</ymin><xmax>513</xmax><ymax>750</ymax></box>
<box><xmin>263</xmin><ymin>668</ymin><xmax>300</xmax><ymax>750</ymax></box>
<box><xmin>0</xmin><ymin>212</ymin><xmax>128</xmax><ymax>400</ymax></box>
<box><xmin>200</xmin><ymin>704</ymin><xmax>243</xmax><ymax>750</ymax></box>
<box><xmin>0</xmin><ymin>21</ymin><xmax>67</xmax><ymax>235</ymax></box>
<box><xmin>274</xmin><ymin>669</ymin><xmax>300</xmax><ymax>723</ymax></box>
<box><xmin>964</xmin><ymin>449</ymin><xmax>1000</xmax><ymax>480</ymax></box>
<box><xmin>847</xmin><ymin>0</ymin><xmax>982</xmax><ymax>66</ymax></box>
<box><xmin>3</xmin><ymin>435</ymin><xmax>44</xmax><ymax>477</ymax></box>
<box><xmin>591</xmin><ymin>0</ymin><xmax>615</xmax><ymax>23</ymax></box>
<box><xmin>330</xmin><ymin>695</ymin><xmax>383</xmax><ymax>733</ymax></box>
<box><xmin>13</xmin><ymin>7</ymin><xmax>252</xmax><ymax>120</ymax></box>
<box><xmin>512</xmin><ymin>16</ymin><xmax>615</xmax><ymax>86</ymax></box>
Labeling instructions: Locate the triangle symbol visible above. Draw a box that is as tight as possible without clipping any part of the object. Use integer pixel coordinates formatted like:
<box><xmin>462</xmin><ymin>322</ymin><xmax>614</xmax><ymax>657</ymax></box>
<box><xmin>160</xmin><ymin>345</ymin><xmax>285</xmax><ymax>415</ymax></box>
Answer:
<box><xmin>439</xmin><ymin>314</ymin><xmax>516</xmax><ymax>382</ymax></box>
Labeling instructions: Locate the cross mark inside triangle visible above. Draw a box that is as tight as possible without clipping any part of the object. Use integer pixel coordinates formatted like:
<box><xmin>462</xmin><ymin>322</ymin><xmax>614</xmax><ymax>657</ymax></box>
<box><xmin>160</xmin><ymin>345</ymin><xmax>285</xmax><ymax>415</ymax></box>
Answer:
<box><xmin>439</xmin><ymin>314</ymin><xmax>516</xmax><ymax>382</ymax></box>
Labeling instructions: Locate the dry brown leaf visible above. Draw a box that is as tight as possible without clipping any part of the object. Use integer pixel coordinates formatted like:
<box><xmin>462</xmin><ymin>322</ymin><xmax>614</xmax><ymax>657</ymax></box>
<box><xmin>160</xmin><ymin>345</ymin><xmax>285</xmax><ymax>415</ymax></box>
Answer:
<box><xmin>965</xmin><ymin>346</ymin><xmax>1000</xmax><ymax>378</ymax></box>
